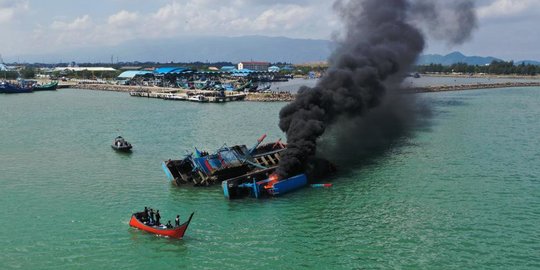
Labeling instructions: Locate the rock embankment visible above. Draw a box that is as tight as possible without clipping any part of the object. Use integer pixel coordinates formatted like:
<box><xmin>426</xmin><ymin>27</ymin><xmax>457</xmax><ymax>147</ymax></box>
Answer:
<box><xmin>411</xmin><ymin>82</ymin><xmax>540</xmax><ymax>92</ymax></box>
<box><xmin>73</xmin><ymin>83</ymin><xmax>180</xmax><ymax>93</ymax></box>
<box><xmin>245</xmin><ymin>92</ymin><xmax>296</xmax><ymax>102</ymax></box>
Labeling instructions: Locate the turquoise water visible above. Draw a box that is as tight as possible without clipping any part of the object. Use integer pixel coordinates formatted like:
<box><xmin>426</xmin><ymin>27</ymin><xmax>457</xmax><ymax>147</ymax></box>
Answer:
<box><xmin>1</xmin><ymin>88</ymin><xmax>539</xmax><ymax>269</ymax></box>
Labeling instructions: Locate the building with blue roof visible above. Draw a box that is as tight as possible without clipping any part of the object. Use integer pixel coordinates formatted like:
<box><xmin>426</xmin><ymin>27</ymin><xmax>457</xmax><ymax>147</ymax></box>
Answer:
<box><xmin>117</xmin><ymin>70</ymin><xmax>153</xmax><ymax>79</ymax></box>
<box><xmin>268</xmin><ymin>66</ymin><xmax>280</xmax><ymax>72</ymax></box>
<box><xmin>230</xmin><ymin>68</ymin><xmax>253</xmax><ymax>77</ymax></box>
<box><xmin>220</xmin><ymin>66</ymin><xmax>236</xmax><ymax>72</ymax></box>
<box><xmin>154</xmin><ymin>67</ymin><xmax>192</xmax><ymax>74</ymax></box>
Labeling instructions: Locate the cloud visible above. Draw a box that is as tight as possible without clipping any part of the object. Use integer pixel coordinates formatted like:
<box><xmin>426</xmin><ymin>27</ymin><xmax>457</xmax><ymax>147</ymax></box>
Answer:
<box><xmin>478</xmin><ymin>0</ymin><xmax>540</xmax><ymax>18</ymax></box>
<box><xmin>252</xmin><ymin>5</ymin><xmax>312</xmax><ymax>31</ymax></box>
<box><xmin>108</xmin><ymin>10</ymin><xmax>139</xmax><ymax>27</ymax></box>
<box><xmin>0</xmin><ymin>0</ymin><xmax>28</xmax><ymax>23</ymax></box>
<box><xmin>51</xmin><ymin>15</ymin><xmax>93</xmax><ymax>30</ymax></box>
<box><xmin>37</xmin><ymin>0</ymin><xmax>328</xmax><ymax>50</ymax></box>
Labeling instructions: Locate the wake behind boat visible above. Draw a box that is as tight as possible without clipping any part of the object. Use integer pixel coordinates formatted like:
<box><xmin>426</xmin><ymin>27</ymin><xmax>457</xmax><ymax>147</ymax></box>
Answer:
<box><xmin>129</xmin><ymin>212</ymin><xmax>194</xmax><ymax>239</ymax></box>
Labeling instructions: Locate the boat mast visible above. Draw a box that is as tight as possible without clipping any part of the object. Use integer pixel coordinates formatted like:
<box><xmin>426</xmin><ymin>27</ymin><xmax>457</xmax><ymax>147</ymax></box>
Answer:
<box><xmin>0</xmin><ymin>54</ymin><xmax>5</xmax><ymax>80</ymax></box>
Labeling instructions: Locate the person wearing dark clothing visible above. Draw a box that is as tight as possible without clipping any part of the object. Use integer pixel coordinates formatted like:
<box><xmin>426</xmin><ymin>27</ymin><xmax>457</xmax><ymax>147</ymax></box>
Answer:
<box><xmin>155</xmin><ymin>210</ymin><xmax>161</xmax><ymax>226</ymax></box>
<box><xmin>175</xmin><ymin>215</ymin><xmax>180</xmax><ymax>227</ymax></box>
<box><xmin>142</xmin><ymin>207</ymin><xmax>149</xmax><ymax>222</ymax></box>
<box><xmin>166</xmin><ymin>220</ymin><xmax>173</xmax><ymax>229</ymax></box>
<box><xmin>149</xmin><ymin>209</ymin><xmax>155</xmax><ymax>225</ymax></box>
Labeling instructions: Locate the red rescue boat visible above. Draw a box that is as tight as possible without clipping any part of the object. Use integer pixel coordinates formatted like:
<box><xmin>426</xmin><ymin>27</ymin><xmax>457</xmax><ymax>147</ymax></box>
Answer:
<box><xmin>129</xmin><ymin>212</ymin><xmax>194</xmax><ymax>239</ymax></box>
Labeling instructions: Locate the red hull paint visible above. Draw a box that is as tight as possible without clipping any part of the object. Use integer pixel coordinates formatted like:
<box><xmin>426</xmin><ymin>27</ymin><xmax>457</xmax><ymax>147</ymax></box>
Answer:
<box><xmin>129</xmin><ymin>212</ymin><xmax>194</xmax><ymax>239</ymax></box>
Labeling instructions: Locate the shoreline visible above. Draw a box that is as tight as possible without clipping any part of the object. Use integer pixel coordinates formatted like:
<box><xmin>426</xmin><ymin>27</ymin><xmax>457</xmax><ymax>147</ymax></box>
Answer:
<box><xmin>65</xmin><ymin>80</ymin><xmax>540</xmax><ymax>101</ymax></box>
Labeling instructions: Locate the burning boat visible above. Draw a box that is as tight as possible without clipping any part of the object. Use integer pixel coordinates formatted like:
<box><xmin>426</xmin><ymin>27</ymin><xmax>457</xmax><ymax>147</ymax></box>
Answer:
<box><xmin>162</xmin><ymin>135</ymin><xmax>309</xmax><ymax>199</ymax></box>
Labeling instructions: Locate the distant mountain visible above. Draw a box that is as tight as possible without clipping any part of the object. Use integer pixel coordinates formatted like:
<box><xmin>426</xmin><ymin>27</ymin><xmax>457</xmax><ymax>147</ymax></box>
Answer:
<box><xmin>18</xmin><ymin>35</ymin><xmax>334</xmax><ymax>64</ymax></box>
<box><xmin>417</xmin><ymin>52</ymin><xmax>501</xmax><ymax>66</ymax></box>
<box><xmin>14</xmin><ymin>38</ymin><xmax>540</xmax><ymax>66</ymax></box>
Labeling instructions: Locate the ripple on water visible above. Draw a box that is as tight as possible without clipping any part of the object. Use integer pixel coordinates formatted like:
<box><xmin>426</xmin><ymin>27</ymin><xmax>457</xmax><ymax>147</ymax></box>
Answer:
<box><xmin>1</xmin><ymin>88</ymin><xmax>540</xmax><ymax>268</ymax></box>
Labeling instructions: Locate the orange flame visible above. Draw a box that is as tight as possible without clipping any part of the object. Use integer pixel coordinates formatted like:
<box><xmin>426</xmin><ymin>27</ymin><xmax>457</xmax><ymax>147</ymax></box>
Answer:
<box><xmin>264</xmin><ymin>173</ymin><xmax>279</xmax><ymax>189</ymax></box>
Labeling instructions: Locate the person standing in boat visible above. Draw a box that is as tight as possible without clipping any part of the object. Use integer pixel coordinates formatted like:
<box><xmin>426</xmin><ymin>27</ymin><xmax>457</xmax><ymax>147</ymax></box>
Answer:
<box><xmin>149</xmin><ymin>209</ymin><xmax>155</xmax><ymax>225</ymax></box>
<box><xmin>142</xmin><ymin>207</ymin><xmax>149</xmax><ymax>222</ymax></box>
<box><xmin>144</xmin><ymin>207</ymin><xmax>150</xmax><ymax>220</ymax></box>
<box><xmin>175</xmin><ymin>215</ymin><xmax>180</xmax><ymax>227</ymax></box>
<box><xmin>155</xmin><ymin>210</ymin><xmax>161</xmax><ymax>226</ymax></box>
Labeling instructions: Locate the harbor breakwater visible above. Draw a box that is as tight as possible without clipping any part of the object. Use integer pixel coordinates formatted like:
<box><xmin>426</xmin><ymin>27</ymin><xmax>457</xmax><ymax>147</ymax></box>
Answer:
<box><xmin>411</xmin><ymin>81</ymin><xmax>540</xmax><ymax>93</ymax></box>
<box><xmin>68</xmin><ymin>81</ymin><xmax>540</xmax><ymax>101</ymax></box>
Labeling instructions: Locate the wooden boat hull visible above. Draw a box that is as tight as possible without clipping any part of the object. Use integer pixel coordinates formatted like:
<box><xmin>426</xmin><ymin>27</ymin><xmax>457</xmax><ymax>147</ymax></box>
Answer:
<box><xmin>129</xmin><ymin>212</ymin><xmax>194</xmax><ymax>239</ymax></box>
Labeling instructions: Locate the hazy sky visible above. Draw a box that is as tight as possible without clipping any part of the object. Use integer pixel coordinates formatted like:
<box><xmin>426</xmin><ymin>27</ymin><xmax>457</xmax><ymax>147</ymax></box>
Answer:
<box><xmin>1</xmin><ymin>0</ymin><xmax>539</xmax><ymax>62</ymax></box>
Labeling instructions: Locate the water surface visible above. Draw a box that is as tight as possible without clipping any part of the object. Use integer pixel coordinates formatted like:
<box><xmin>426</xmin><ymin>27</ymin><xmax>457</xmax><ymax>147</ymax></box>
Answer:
<box><xmin>1</xmin><ymin>87</ymin><xmax>539</xmax><ymax>269</ymax></box>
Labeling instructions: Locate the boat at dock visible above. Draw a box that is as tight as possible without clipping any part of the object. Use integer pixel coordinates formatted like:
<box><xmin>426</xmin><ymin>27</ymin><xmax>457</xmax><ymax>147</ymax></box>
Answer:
<box><xmin>187</xmin><ymin>94</ymin><xmax>209</xmax><ymax>102</ymax></box>
<box><xmin>0</xmin><ymin>81</ymin><xmax>33</xmax><ymax>94</ymax></box>
<box><xmin>163</xmin><ymin>93</ymin><xmax>187</xmax><ymax>100</ymax></box>
<box><xmin>130</xmin><ymin>90</ymin><xmax>247</xmax><ymax>103</ymax></box>
<box><xmin>33</xmin><ymin>81</ymin><xmax>58</xmax><ymax>91</ymax></box>
<box><xmin>129</xmin><ymin>212</ymin><xmax>194</xmax><ymax>239</ymax></box>
<box><xmin>162</xmin><ymin>135</ymin><xmax>308</xmax><ymax>199</ymax></box>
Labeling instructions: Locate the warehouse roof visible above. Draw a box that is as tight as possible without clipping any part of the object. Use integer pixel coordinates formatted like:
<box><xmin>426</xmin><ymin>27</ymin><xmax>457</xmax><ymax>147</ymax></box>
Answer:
<box><xmin>117</xmin><ymin>70</ymin><xmax>153</xmax><ymax>79</ymax></box>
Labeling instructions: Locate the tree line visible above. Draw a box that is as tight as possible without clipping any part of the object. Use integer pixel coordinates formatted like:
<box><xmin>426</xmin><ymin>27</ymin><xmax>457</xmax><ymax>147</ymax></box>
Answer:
<box><xmin>416</xmin><ymin>60</ymin><xmax>540</xmax><ymax>75</ymax></box>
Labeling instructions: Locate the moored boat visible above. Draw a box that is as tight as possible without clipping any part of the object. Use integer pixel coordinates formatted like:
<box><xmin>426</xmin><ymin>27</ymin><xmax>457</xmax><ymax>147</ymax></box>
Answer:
<box><xmin>34</xmin><ymin>81</ymin><xmax>58</xmax><ymax>91</ymax></box>
<box><xmin>0</xmin><ymin>81</ymin><xmax>33</xmax><ymax>94</ymax></box>
<box><xmin>187</xmin><ymin>94</ymin><xmax>208</xmax><ymax>102</ymax></box>
<box><xmin>129</xmin><ymin>212</ymin><xmax>194</xmax><ymax>239</ymax></box>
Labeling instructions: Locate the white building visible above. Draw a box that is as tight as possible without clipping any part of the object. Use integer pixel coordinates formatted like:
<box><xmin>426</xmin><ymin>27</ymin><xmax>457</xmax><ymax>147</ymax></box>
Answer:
<box><xmin>237</xmin><ymin>61</ymin><xmax>270</xmax><ymax>71</ymax></box>
<box><xmin>53</xmin><ymin>67</ymin><xmax>117</xmax><ymax>72</ymax></box>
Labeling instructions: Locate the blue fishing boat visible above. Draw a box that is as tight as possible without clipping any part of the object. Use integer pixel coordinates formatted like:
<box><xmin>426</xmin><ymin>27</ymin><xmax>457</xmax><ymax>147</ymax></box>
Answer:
<box><xmin>0</xmin><ymin>81</ymin><xmax>33</xmax><ymax>94</ymax></box>
<box><xmin>163</xmin><ymin>134</ymin><xmax>284</xmax><ymax>186</ymax></box>
<box><xmin>163</xmin><ymin>135</ymin><xmax>336</xmax><ymax>199</ymax></box>
<box><xmin>222</xmin><ymin>172</ymin><xmax>307</xmax><ymax>199</ymax></box>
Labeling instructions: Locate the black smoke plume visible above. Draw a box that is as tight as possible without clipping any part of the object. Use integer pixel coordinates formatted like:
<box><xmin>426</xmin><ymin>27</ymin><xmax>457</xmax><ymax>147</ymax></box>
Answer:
<box><xmin>277</xmin><ymin>0</ymin><xmax>477</xmax><ymax>178</ymax></box>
